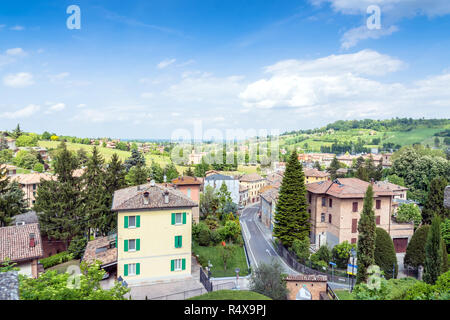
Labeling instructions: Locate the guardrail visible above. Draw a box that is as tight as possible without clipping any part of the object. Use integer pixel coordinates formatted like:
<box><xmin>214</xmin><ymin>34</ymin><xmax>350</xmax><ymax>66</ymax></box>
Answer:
<box><xmin>326</xmin><ymin>283</ymin><xmax>339</xmax><ymax>300</ymax></box>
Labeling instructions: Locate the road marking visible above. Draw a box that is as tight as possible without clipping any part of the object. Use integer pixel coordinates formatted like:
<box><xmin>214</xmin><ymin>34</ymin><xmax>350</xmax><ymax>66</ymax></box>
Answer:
<box><xmin>265</xmin><ymin>249</ymin><xmax>272</xmax><ymax>256</ymax></box>
<box><xmin>240</xmin><ymin>220</ymin><xmax>258</xmax><ymax>269</ymax></box>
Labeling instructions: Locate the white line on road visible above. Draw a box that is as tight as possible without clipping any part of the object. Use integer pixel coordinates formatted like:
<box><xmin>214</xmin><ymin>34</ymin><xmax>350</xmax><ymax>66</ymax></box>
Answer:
<box><xmin>240</xmin><ymin>221</ymin><xmax>258</xmax><ymax>269</ymax></box>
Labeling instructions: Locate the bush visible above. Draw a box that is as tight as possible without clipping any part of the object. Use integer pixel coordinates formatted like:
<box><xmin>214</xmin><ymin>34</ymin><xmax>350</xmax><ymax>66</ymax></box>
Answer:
<box><xmin>315</xmin><ymin>245</ymin><xmax>331</xmax><ymax>264</ymax></box>
<box><xmin>332</xmin><ymin>241</ymin><xmax>355</xmax><ymax>269</ymax></box>
<box><xmin>198</xmin><ymin>229</ymin><xmax>211</xmax><ymax>246</ymax></box>
<box><xmin>193</xmin><ymin>222</ymin><xmax>209</xmax><ymax>243</ymax></box>
<box><xmin>292</xmin><ymin>237</ymin><xmax>310</xmax><ymax>263</ymax></box>
<box><xmin>210</xmin><ymin>229</ymin><xmax>224</xmax><ymax>245</ymax></box>
<box><xmin>394</xmin><ymin>203</ymin><xmax>422</xmax><ymax>228</ymax></box>
<box><xmin>68</xmin><ymin>237</ymin><xmax>88</xmax><ymax>259</ymax></box>
<box><xmin>404</xmin><ymin>225</ymin><xmax>430</xmax><ymax>268</ymax></box>
<box><xmin>33</xmin><ymin>162</ymin><xmax>44</xmax><ymax>173</ymax></box>
<box><xmin>39</xmin><ymin>251</ymin><xmax>74</xmax><ymax>269</ymax></box>
<box><xmin>374</xmin><ymin>227</ymin><xmax>398</xmax><ymax>279</ymax></box>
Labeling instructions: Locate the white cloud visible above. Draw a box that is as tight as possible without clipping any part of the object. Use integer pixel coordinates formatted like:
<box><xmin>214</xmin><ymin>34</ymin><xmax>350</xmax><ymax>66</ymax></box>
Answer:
<box><xmin>48</xmin><ymin>72</ymin><xmax>70</xmax><ymax>83</ymax></box>
<box><xmin>140</xmin><ymin>92</ymin><xmax>154</xmax><ymax>99</ymax></box>
<box><xmin>239</xmin><ymin>50</ymin><xmax>450</xmax><ymax>120</ymax></box>
<box><xmin>3</xmin><ymin>72</ymin><xmax>34</xmax><ymax>88</ymax></box>
<box><xmin>10</xmin><ymin>25</ymin><xmax>25</xmax><ymax>31</ymax></box>
<box><xmin>311</xmin><ymin>0</ymin><xmax>450</xmax><ymax>48</ymax></box>
<box><xmin>45</xmin><ymin>103</ymin><xmax>66</xmax><ymax>114</ymax></box>
<box><xmin>73</xmin><ymin>106</ymin><xmax>153</xmax><ymax>123</ymax></box>
<box><xmin>76</xmin><ymin>103</ymin><xmax>87</xmax><ymax>108</ymax></box>
<box><xmin>157</xmin><ymin>58</ymin><xmax>176</xmax><ymax>69</ymax></box>
<box><xmin>0</xmin><ymin>104</ymin><xmax>40</xmax><ymax>119</ymax></box>
<box><xmin>5</xmin><ymin>48</ymin><xmax>26</xmax><ymax>57</ymax></box>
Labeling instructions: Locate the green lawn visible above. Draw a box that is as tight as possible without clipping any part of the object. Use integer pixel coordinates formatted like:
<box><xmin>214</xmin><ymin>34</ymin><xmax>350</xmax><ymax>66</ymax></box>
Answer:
<box><xmin>334</xmin><ymin>290</ymin><xmax>354</xmax><ymax>300</ymax></box>
<box><xmin>188</xmin><ymin>290</ymin><xmax>271</xmax><ymax>300</ymax></box>
<box><xmin>47</xmin><ymin>259</ymin><xmax>80</xmax><ymax>274</ymax></box>
<box><xmin>192</xmin><ymin>243</ymin><xmax>249</xmax><ymax>278</ymax></box>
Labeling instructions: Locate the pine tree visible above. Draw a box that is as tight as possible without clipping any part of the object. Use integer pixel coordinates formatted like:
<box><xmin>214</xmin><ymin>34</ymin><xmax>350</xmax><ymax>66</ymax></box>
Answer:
<box><xmin>149</xmin><ymin>161</ymin><xmax>164</xmax><ymax>183</ymax></box>
<box><xmin>273</xmin><ymin>151</ymin><xmax>309</xmax><ymax>248</ymax></box>
<box><xmin>327</xmin><ymin>156</ymin><xmax>340</xmax><ymax>180</ymax></box>
<box><xmin>35</xmin><ymin>142</ymin><xmax>85</xmax><ymax>243</ymax></box>
<box><xmin>423</xmin><ymin>215</ymin><xmax>443</xmax><ymax>284</ymax></box>
<box><xmin>0</xmin><ymin>168</ymin><xmax>27</xmax><ymax>227</ymax></box>
<box><xmin>126</xmin><ymin>163</ymin><xmax>148</xmax><ymax>186</ymax></box>
<box><xmin>82</xmin><ymin>147</ymin><xmax>111</xmax><ymax>236</ymax></box>
<box><xmin>124</xmin><ymin>149</ymin><xmax>145</xmax><ymax>172</ymax></box>
<box><xmin>164</xmin><ymin>163</ymin><xmax>179</xmax><ymax>181</ymax></box>
<box><xmin>12</xmin><ymin>124</ymin><xmax>22</xmax><ymax>139</ymax></box>
<box><xmin>184</xmin><ymin>166</ymin><xmax>195</xmax><ymax>177</ymax></box>
<box><xmin>356</xmin><ymin>184</ymin><xmax>376</xmax><ymax>284</ymax></box>
<box><xmin>422</xmin><ymin>177</ymin><xmax>450</xmax><ymax>224</ymax></box>
<box><xmin>104</xmin><ymin>153</ymin><xmax>127</xmax><ymax>232</ymax></box>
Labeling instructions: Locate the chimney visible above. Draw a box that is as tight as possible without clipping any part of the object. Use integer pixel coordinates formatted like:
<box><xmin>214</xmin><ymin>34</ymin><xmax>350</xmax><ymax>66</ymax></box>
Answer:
<box><xmin>150</xmin><ymin>179</ymin><xmax>155</xmax><ymax>187</ymax></box>
<box><xmin>143</xmin><ymin>192</ymin><xmax>150</xmax><ymax>205</ymax></box>
<box><xmin>29</xmin><ymin>233</ymin><xmax>36</xmax><ymax>248</ymax></box>
<box><xmin>163</xmin><ymin>175</ymin><xmax>167</xmax><ymax>183</ymax></box>
<box><xmin>164</xmin><ymin>190</ymin><xmax>169</xmax><ymax>204</ymax></box>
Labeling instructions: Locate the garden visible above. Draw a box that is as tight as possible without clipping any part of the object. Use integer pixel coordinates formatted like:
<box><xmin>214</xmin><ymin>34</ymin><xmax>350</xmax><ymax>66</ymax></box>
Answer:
<box><xmin>192</xmin><ymin>184</ymin><xmax>250</xmax><ymax>278</ymax></box>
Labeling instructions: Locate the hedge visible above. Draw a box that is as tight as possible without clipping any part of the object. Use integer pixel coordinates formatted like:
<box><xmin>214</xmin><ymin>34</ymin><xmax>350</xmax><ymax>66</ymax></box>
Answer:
<box><xmin>39</xmin><ymin>251</ymin><xmax>74</xmax><ymax>269</ymax></box>
<box><xmin>374</xmin><ymin>227</ymin><xmax>398</xmax><ymax>279</ymax></box>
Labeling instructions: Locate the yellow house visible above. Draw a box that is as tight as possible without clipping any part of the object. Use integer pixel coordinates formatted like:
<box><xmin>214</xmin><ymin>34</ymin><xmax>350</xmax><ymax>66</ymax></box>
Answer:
<box><xmin>112</xmin><ymin>181</ymin><xmax>198</xmax><ymax>286</ymax></box>
<box><xmin>304</xmin><ymin>168</ymin><xmax>330</xmax><ymax>184</ymax></box>
<box><xmin>239</xmin><ymin>173</ymin><xmax>267</xmax><ymax>204</ymax></box>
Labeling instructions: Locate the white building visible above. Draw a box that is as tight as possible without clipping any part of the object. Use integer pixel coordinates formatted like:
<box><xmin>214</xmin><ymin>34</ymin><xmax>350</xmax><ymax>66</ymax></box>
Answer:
<box><xmin>204</xmin><ymin>173</ymin><xmax>240</xmax><ymax>205</ymax></box>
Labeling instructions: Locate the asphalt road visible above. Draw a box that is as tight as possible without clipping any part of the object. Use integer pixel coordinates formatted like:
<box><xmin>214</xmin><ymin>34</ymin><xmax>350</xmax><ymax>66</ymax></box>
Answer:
<box><xmin>240</xmin><ymin>203</ymin><xmax>298</xmax><ymax>275</ymax></box>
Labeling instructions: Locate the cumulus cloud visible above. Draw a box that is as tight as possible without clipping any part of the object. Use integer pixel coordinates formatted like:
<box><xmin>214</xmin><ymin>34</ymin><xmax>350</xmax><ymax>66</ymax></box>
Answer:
<box><xmin>5</xmin><ymin>48</ymin><xmax>26</xmax><ymax>57</ymax></box>
<box><xmin>310</xmin><ymin>0</ymin><xmax>450</xmax><ymax>48</ymax></box>
<box><xmin>0</xmin><ymin>48</ymin><xmax>26</xmax><ymax>67</ymax></box>
<box><xmin>45</xmin><ymin>103</ymin><xmax>66</xmax><ymax>114</ymax></box>
<box><xmin>48</xmin><ymin>72</ymin><xmax>70</xmax><ymax>83</ymax></box>
<box><xmin>239</xmin><ymin>50</ymin><xmax>450</xmax><ymax>119</ymax></box>
<box><xmin>3</xmin><ymin>72</ymin><xmax>34</xmax><ymax>88</ymax></box>
<box><xmin>157</xmin><ymin>58</ymin><xmax>176</xmax><ymax>69</ymax></box>
<box><xmin>0</xmin><ymin>104</ymin><xmax>40</xmax><ymax>119</ymax></box>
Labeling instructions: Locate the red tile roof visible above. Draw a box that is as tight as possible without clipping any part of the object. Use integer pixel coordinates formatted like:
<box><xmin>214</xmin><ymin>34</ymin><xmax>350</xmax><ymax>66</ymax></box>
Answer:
<box><xmin>240</xmin><ymin>173</ymin><xmax>265</xmax><ymax>182</ymax></box>
<box><xmin>0</xmin><ymin>223</ymin><xmax>43</xmax><ymax>263</ymax></box>
<box><xmin>304</xmin><ymin>168</ymin><xmax>330</xmax><ymax>178</ymax></box>
<box><xmin>171</xmin><ymin>176</ymin><xmax>203</xmax><ymax>185</ymax></box>
<box><xmin>82</xmin><ymin>235</ymin><xmax>117</xmax><ymax>267</ymax></box>
<box><xmin>307</xmin><ymin>178</ymin><xmax>396</xmax><ymax>198</ymax></box>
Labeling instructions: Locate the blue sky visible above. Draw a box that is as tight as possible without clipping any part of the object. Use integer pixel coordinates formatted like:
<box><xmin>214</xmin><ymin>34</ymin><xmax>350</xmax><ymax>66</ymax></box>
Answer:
<box><xmin>1</xmin><ymin>0</ymin><xmax>450</xmax><ymax>139</ymax></box>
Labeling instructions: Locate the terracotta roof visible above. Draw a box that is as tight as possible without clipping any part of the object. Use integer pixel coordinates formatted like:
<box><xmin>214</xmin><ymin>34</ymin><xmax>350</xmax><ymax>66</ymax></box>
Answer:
<box><xmin>259</xmin><ymin>185</ymin><xmax>276</xmax><ymax>194</ymax></box>
<box><xmin>285</xmin><ymin>275</ymin><xmax>328</xmax><ymax>282</ymax></box>
<box><xmin>0</xmin><ymin>223</ymin><xmax>43</xmax><ymax>264</ymax></box>
<box><xmin>10</xmin><ymin>173</ymin><xmax>54</xmax><ymax>185</ymax></box>
<box><xmin>304</xmin><ymin>168</ymin><xmax>330</xmax><ymax>178</ymax></box>
<box><xmin>205</xmin><ymin>173</ymin><xmax>236</xmax><ymax>181</ymax></box>
<box><xmin>82</xmin><ymin>235</ymin><xmax>117</xmax><ymax>267</ymax></box>
<box><xmin>260</xmin><ymin>187</ymin><xmax>279</xmax><ymax>204</ymax></box>
<box><xmin>375</xmin><ymin>181</ymin><xmax>408</xmax><ymax>192</ymax></box>
<box><xmin>240</xmin><ymin>173</ymin><xmax>264</xmax><ymax>182</ymax></box>
<box><xmin>112</xmin><ymin>182</ymin><xmax>198</xmax><ymax>211</ymax></box>
<box><xmin>172</xmin><ymin>176</ymin><xmax>203</xmax><ymax>185</ymax></box>
<box><xmin>307</xmin><ymin>178</ymin><xmax>396</xmax><ymax>198</ymax></box>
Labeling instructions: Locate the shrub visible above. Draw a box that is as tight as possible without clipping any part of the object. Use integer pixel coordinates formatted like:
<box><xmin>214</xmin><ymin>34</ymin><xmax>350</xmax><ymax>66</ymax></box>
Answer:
<box><xmin>204</xmin><ymin>216</ymin><xmax>220</xmax><ymax>230</ymax></box>
<box><xmin>68</xmin><ymin>237</ymin><xmax>88</xmax><ymax>259</ymax></box>
<box><xmin>404</xmin><ymin>225</ymin><xmax>430</xmax><ymax>268</ymax></box>
<box><xmin>198</xmin><ymin>229</ymin><xmax>211</xmax><ymax>246</ymax></box>
<box><xmin>374</xmin><ymin>227</ymin><xmax>398</xmax><ymax>279</ymax></box>
<box><xmin>192</xmin><ymin>222</ymin><xmax>209</xmax><ymax>243</ymax></box>
<box><xmin>332</xmin><ymin>241</ymin><xmax>355</xmax><ymax>269</ymax></box>
<box><xmin>395</xmin><ymin>203</ymin><xmax>422</xmax><ymax>228</ymax></box>
<box><xmin>33</xmin><ymin>162</ymin><xmax>44</xmax><ymax>173</ymax></box>
<box><xmin>315</xmin><ymin>245</ymin><xmax>331</xmax><ymax>264</ymax></box>
<box><xmin>39</xmin><ymin>251</ymin><xmax>74</xmax><ymax>269</ymax></box>
<box><xmin>210</xmin><ymin>229</ymin><xmax>224</xmax><ymax>245</ymax></box>
<box><xmin>221</xmin><ymin>220</ymin><xmax>241</xmax><ymax>243</ymax></box>
<box><xmin>292</xmin><ymin>237</ymin><xmax>310</xmax><ymax>263</ymax></box>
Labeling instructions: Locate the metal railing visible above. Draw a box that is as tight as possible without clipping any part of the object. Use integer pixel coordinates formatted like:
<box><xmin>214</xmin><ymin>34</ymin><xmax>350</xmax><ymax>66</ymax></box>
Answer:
<box><xmin>326</xmin><ymin>283</ymin><xmax>339</xmax><ymax>300</ymax></box>
<box><xmin>147</xmin><ymin>287</ymin><xmax>207</xmax><ymax>300</ymax></box>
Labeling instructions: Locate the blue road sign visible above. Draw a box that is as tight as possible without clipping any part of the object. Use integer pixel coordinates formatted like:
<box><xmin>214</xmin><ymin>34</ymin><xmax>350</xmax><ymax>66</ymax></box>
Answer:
<box><xmin>329</xmin><ymin>262</ymin><xmax>336</xmax><ymax>266</ymax></box>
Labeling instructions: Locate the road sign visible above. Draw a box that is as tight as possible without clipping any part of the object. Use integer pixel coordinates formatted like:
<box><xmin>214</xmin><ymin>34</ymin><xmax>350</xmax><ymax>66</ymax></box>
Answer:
<box><xmin>347</xmin><ymin>264</ymin><xmax>358</xmax><ymax>275</ymax></box>
<box><xmin>329</xmin><ymin>262</ymin><xmax>336</xmax><ymax>266</ymax></box>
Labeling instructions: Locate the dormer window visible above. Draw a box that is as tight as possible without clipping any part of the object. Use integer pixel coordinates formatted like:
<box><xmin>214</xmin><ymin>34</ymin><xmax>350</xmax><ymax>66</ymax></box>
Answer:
<box><xmin>143</xmin><ymin>192</ymin><xmax>149</xmax><ymax>205</ymax></box>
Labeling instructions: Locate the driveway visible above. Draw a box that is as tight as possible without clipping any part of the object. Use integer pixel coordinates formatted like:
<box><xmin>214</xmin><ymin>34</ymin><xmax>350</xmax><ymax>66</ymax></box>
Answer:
<box><xmin>240</xmin><ymin>203</ymin><xmax>298</xmax><ymax>275</ymax></box>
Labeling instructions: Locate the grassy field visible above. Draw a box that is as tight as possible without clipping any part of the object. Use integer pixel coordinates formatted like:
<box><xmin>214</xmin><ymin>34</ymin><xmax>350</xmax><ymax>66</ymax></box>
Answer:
<box><xmin>382</xmin><ymin>127</ymin><xmax>446</xmax><ymax>146</ymax></box>
<box><xmin>334</xmin><ymin>290</ymin><xmax>354</xmax><ymax>300</ymax></box>
<box><xmin>192</xmin><ymin>243</ymin><xmax>249</xmax><ymax>278</ymax></box>
<box><xmin>47</xmin><ymin>259</ymin><xmax>80</xmax><ymax>274</ymax></box>
<box><xmin>188</xmin><ymin>290</ymin><xmax>271</xmax><ymax>300</ymax></box>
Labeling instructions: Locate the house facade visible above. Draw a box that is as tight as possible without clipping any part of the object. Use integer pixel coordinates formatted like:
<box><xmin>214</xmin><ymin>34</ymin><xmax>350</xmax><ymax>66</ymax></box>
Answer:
<box><xmin>304</xmin><ymin>168</ymin><xmax>330</xmax><ymax>184</ymax></box>
<box><xmin>11</xmin><ymin>173</ymin><xmax>54</xmax><ymax>207</ymax></box>
<box><xmin>239</xmin><ymin>173</ymin><xmax>267</xmax><ymax>204</ymax></box>
<box><xmin>306</xmin><ymin>178</ymin><xmax>414</xmax><ymax>253</ymax></box>
<box><xmin>171</xmin><ymin>176</ymin><xmax>203</xmax><ymax>223</ymax></box>
<box><xmin>204</xmin><ymin>173</ymin><xmax>240</xmax><ymax>205</ymax></box>
<box><xmin>260</xmin><ymin>187</ymin><xmax>279</xmax><ymax>231</ymax></box>
<box><xmin>112</xmin><ymin>182</ymin><xmax>197</xmax><ymax>286</ymax></box>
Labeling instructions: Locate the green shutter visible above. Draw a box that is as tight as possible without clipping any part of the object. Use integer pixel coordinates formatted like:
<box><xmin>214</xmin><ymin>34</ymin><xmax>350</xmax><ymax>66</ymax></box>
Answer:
<box><xmin>124</xmin><ymin>216</ymin><xmax>129</xmax><ymax>228</ymax></box>
<box><xmin>136</xmin><ymin>239</ymin><xmax>140</xmax><ymax>251</ymax></box>
<box><xmin>136</xmin><ymin>215</ymin><xmax>140</xmax><ymax>228</ymax></box>
<box><xmin>136</xmin><ymin>263</ymin><xmax>140</xmax><ymax>275</ymax></box>
<box><xmin>175</xmin><ymin>236</ymin><xmax>182</xmax><ymax>248</ymax></box>
<box><xmin>124</xmin><ymin>264</ymin><xmax>128</xmax><ymax>276</ymax></box>
<box><xmin>182</xmin><ymin>258</ymin><xmax>186</xmax><ymax>270</ymax></box>
<box><xmin>179</xmin><ymin>236</ymin><xmax>182</xmax><ymax>248</ymax></box>
<box><xmin>115</xmin><ymin>235</ymin><xmax>117</xmax><ymax>248</ymax></box>
<box><xmin>183</xmin><ymin>212</ymin><xmax>186</xmax><ymax>224</ymax></box>
<box><xmin>124</xmin><ymin>239</ymin><xmax>128</xmax><ymax>252</ymax></box>
<box><xmin>171</xmin><ymin>213</ymin><xmax>175</xmax><ymax>225</ymax></box>
<box><xmin>174</xmin><ymin>236</ymin><xmax>178</xmax><ymax>248</ymax></box>
<box><xmin>170</xmin><ymin>259</ymin><xmax>175</xmax><ymax>271</ymax></box>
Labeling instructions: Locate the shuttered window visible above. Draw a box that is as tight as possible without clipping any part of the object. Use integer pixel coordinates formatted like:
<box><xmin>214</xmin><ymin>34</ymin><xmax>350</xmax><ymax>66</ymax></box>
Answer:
<box><xmin>352</xmin><ymin>219</ymin><xmax>357</xmax><ymax>233</ymax></box>
<box><xmin>352</xmin><ymin>202</ymin><xmax>358</xmax><ymax>212</ymax></box>
<box><xmin>376</xmin><ymin>216</ymin><xmax>380</xmax><ymax>225</ymax></box>
<box><xmin>175</xmin><ymin>236</ymin><xmax>182</xmax><ymax>248</ymax></box>
<box><xmin>376</xmin><ymin>200</ymin><xmax>381</xmax><ymax>210</ymax></box>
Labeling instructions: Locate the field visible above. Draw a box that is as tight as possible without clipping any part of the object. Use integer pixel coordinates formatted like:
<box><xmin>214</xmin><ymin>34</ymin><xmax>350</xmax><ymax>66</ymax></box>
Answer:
<box><xmin>192</xmin><ymin>243</ymin><xmax>250</xmax><ymax>278</ymax></box>
<box><xmin>334</xmin><ymin>290</ymin><xmax>354</xmax><ymax>300</ymax></box>
<box><xmin>188</xmin><ymin>290</ymin><xmax>271</xmax><ymax>300</ymax></box>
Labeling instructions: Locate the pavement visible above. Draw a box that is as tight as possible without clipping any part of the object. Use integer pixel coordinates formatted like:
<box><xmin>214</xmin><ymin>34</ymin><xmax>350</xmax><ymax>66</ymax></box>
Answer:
<box><xmin>240</xmin><ymin>203</ymin><xmax>299</xmax><ymax>275</ymax></box>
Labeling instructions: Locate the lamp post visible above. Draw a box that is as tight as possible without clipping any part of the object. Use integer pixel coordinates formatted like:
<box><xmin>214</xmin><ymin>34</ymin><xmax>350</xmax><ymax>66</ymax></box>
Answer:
<box><xmin>350</xmin><ymin>248</ymin><xmax>356</xmax><ymax>292</ymax></box>
<box><xmin>234</xmin><ymin>268</ymin><xmax>240</xmax><ymax>290</ymax></box>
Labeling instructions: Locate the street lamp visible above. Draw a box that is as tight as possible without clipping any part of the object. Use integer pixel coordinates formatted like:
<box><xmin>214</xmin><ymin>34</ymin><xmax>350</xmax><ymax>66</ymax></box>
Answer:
<box><xmin>234</xmin><ymin>268</ymin><xmax>240</xmax><ymax>290</ymax></box>
<box><xmin>350</xmin><ymin>248</ymin><xmax>357</xmax><ymax>292</ymax></box>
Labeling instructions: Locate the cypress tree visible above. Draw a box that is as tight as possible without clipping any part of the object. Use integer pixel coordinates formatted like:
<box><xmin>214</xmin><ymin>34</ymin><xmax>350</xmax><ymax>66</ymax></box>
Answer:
<box><xmin>273</xmin><ymin>151</ymin><xmax>309</xmax><ymax>248</ymax></box>
<box><xmin>104</xmin><ymin>153</ymin><xmax>127</xmax><ymax>232</ymax></box>
<box><xmin>150</xmin><ymin>161</ymin><xmax>164</xmax><ymax>183</ymax></box>
<box><xmin>327</xmin><ymin>156</ymin><xmax>340</xmax><ymax>180</ymax></box>
<box><xmin>423</xmin><ymin>215</ymin><xmax>443</xmax><ymax>284</ymax></box>
<box><xmin>404</xmin><ymin>225</ymin><xmax>430</xmax><ymax>268</ymax></box>
<box><xmin>0</xmin><ymin>167</ymin><xmax>27</xmax><ymax>226</ymax></box>
<box><xmin>184</xmin><ymin>166</ymin><xmax>195</xmax><ymax>177</ymax></box>
<box><xmin>422</xmin><ymin>177</ymin><xmax>450</xmax><ymax>224</ymax></box>
<box><xmin>356</xmin><ymin>184</ymin><xmax>376</xmax><ymax>284</ymax></box>
<box><xmin>35</xmin><ymin>142</ymin><xmax>85</xmax><ymax>243</ymax></box>
<box><xmin>126</xmin><ymin>163</ymin><xmax>149</xmax><ymax>186</ymax></box>
<box><xmin>374</xmin><ymin>227</ymin><xmax>398</xmax><ymax>279</ymax></box>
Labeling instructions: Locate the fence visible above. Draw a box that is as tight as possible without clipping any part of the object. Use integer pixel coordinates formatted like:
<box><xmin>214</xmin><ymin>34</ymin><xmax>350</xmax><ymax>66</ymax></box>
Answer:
<box><xmin>199</xmin><ymin>268</ymin><xmax>213</xmax><ymax>292</ymax></box>
<box><xmin>148</xmin><ymin>287</ymin><xmax>207</xmax><ymax>300</ymax></box>
<box><xmin>326</xmin><ymin>283</ymin><xmax>339</xmax><ymax>300</ymax></box>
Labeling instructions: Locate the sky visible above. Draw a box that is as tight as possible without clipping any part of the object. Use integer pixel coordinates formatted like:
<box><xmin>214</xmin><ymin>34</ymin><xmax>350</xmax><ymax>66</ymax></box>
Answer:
<box><xmin>1</xmin><ymin>0</ymin><xmax>450</xmax><ymax>139</ymax></box>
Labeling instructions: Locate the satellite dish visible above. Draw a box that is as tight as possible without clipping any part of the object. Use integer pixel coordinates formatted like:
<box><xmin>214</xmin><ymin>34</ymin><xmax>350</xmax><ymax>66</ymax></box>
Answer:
<box><xmin>296</xmin><ymin>285</ymin><xmax>312</xmax><ymax>300</ymax></box>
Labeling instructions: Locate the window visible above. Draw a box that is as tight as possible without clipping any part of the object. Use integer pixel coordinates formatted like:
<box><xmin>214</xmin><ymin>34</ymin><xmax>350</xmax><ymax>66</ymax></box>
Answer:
<box><xmin>175</xmin><ymin>235</ymin><xmax>183</xmax><ymax>248</ymax></box>
<box><xmin>124</xmin><ymin>263</ymin><xmax>140</xmax><ymax>276</ymax></box>
<box><xmin>351</xmin><ymin>238</ymin><xmax>357</xmax><ymax>244</ymax></box>
<box><xmin>172</xmin><ymin>212</ymin><xmax>186</xmax><ymax>225</ymax></box>
<box><xmin>328</xmin><ymin>214</ymin><xmax>332</xmax><ymax>223</ymax></box>
<box><xmin>128</xmin><ymin>239</ymin><xmax>136</xmax><ymax>251</ymax></box>
<box><xmin>321</xmin><ymin>213</ymin><xmax>325</xmax><ymax>222</ymax></box>
<box><xmin>308</xmin><ymin>194</ymin><xmax>312</xmax><ymax>203</ymax></box>
<box><xmin>329</xmin><ymin>199</ymin><xmax>333</xmax><ymax>208</ymax></box>
<box><xmin>124</xmin><ymin>239</ymin><xmax>140</xmax><ymax>252</ymax></box>
<box><xmin>352</xmin><ymin>219</ymin><xmax>357</xmax><ymax>233</ymax></box>
<box><xmin>33</xmin><ymin>184</ymin><xmax>37</xmax><ymax>190</ymax></box>
<box><xmin>171</xmin><ymin>258</ymin><xmax>186</xmax><ymax>271</ymax></box>
<box><xmin>376</xmin><ymin>200</ymin><xmax>381</xmax><ymax>210</ymax></box>
<box><xmin>175</xmin><ymin>213</ymin><xmax>182</xmax><ymax>224</ymax></box>
<box><xmin>187</xmin><ymin>188</ymin><xmax>191</xmax><ymax>199</ymax></box>
<box><xmin>129</xmin><ymin>216</ymin><xmax>136</xmax><ymax>228</ymax></box>
<box><xmin>322</xmin><ymin>197</ymin><xmax>326</xmax><ymax>207</ymax></box>
<box><xmin>352</xmin><ymin>202</ymin><xmax>358</xmax><ymax>212</ymax></box>
<box><xmin>376</xmin><ymin>216</ymin><xmax>381</xmax><ymax>225</ymax></box>
<box><xmin>124</xmin><ymin>215</ymin><xmax>140</xmax><ymax>228</ymax></box>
